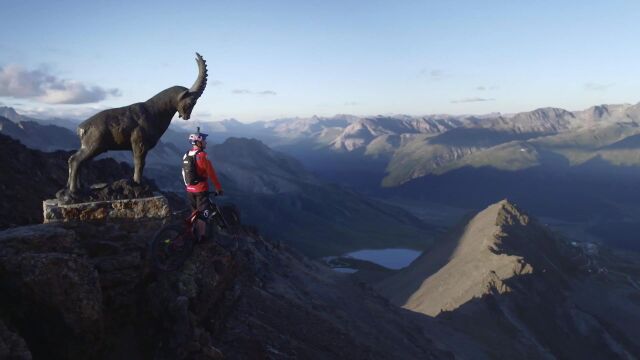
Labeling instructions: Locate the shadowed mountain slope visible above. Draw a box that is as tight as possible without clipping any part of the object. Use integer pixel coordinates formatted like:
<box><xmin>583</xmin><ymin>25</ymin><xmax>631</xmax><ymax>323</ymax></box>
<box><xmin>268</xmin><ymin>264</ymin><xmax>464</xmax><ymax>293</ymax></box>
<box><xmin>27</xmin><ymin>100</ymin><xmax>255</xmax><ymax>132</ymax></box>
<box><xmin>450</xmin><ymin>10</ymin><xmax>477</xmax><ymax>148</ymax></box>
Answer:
<box><xmin>0</xmin><ymin>115</ymin><xmax>79</xmax><ymax>152</ymax></box>
<box><xmin>377</xmin><ymin>200</ymin><xmax>640</xmax><ymax>359</ymax></box>
<box><xmin>135</xmin><ymin>136</ymin><xmax>438</xmax><ymax>257</ymax></box>
<box><xmin>207</xmin><ymin>138</ymin><xmax>437</xmax><ymax>257</ymax></box>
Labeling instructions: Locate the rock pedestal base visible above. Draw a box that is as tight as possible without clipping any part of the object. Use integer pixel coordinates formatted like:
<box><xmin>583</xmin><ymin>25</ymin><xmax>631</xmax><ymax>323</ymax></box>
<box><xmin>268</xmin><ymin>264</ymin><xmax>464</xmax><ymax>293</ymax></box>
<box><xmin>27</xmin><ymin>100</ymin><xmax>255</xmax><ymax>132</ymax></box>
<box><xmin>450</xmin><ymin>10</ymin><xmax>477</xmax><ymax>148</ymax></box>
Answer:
<box><xmin>43</xmin><ymin>195</ymin><xmax>170</xmax><ymax>223</ymax></box>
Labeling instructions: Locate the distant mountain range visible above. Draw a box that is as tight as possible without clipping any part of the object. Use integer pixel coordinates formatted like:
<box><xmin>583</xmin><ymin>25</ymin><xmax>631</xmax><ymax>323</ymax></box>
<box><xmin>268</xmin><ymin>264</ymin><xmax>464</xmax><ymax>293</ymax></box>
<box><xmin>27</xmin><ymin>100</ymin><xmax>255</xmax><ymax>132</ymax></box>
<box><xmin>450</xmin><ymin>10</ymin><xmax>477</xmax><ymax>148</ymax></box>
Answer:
<box><xmin>0</xmin><ymin>115</ymin><xmax>79</xmax><ymax>152</ymax></box>
<box><xmin>154</xmin><ymin>100</ymin><xmax>640</xmax><ymax>253</ymax></box>
<box><xmin>6</xmin><ymin>103</ymin><xmax>640</xmax><ymax>251</ymax></box>
<box><xmin>13</xmin><ymin>102</ymin><xmax>640</xmax><ymax>185</ymax></box>
<box><xmin>0</xmin><ymin>106</ymin><xmax>81</xmax><ymax>130</ymax></box>
<box><xmin>161</xmin><ymin>102</ymin><xmax>640</xmax><ymax>189</ymax></box>
<box><xmin>165</xmin><ymin>103</ymin><xmax>640</xmax><ymax>251</ymax></box>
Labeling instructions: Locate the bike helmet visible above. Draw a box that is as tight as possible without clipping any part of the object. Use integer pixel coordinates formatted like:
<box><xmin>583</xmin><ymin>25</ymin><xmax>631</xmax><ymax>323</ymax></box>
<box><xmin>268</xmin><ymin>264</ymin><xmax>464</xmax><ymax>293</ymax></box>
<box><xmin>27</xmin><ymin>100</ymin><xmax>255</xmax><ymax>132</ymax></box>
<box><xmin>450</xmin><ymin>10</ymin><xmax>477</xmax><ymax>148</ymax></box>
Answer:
<box><xmin>189</xmin><ymin>127</ymin><xmax>209</xmax><ymax>145</ymax></box>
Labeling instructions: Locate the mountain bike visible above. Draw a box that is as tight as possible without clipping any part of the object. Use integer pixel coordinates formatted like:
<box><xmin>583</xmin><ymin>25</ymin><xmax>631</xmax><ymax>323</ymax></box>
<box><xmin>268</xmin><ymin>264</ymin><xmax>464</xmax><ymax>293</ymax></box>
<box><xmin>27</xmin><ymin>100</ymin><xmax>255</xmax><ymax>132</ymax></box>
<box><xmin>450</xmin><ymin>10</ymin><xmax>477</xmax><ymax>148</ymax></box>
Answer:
<box><xmin>150</xmin><ymin>192</ymin><xmax>239</xmax><ymax>272</ymax></box>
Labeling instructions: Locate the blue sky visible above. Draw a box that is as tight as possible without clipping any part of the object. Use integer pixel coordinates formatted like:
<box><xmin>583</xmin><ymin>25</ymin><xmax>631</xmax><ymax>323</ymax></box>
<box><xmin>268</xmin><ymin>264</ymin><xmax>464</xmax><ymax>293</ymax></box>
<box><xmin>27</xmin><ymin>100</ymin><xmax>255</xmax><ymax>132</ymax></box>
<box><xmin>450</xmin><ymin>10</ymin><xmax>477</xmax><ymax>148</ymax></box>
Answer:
<box><xmin>1</xmin><ymin>0</ymin><xmax>639</xmax><ymax>122</ymax></box>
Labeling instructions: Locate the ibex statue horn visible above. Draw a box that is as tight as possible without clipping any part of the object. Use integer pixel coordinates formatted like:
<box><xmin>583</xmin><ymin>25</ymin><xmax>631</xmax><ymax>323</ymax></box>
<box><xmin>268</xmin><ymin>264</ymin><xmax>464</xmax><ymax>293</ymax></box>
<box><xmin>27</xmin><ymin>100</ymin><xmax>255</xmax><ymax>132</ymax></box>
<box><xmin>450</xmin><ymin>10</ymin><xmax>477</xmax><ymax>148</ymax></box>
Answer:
<box><xmin>189</xmin><ymin>52</ymin><xmax>208</xmax><ymax>99</ymax></box>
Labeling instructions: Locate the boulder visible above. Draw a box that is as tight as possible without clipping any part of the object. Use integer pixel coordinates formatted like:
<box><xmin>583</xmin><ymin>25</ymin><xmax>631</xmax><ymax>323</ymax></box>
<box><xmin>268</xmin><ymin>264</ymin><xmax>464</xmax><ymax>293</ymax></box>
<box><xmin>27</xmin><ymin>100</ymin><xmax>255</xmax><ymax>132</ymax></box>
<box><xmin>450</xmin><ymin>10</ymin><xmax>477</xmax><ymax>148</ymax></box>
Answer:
<box><xmin>0</xmin><ymin>320</ymin><xmax>32</xmax><ymax>360</ymax></box>
<box><xmin>0</xmin><ymin>224</ymin><xmax>103</xmax><ymax>359</ymax></box>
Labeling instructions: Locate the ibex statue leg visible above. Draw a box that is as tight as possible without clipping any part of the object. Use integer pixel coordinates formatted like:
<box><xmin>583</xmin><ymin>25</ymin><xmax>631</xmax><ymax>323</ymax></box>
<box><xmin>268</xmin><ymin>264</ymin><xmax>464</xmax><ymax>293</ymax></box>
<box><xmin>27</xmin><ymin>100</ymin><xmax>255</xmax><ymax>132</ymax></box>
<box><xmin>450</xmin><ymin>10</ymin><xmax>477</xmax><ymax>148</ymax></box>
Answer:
<box><xmin>67</xmin><ymin>146</ymin><xmax>103</xmax><ymax>193</ymax></box>
<box><xmin>67</xmin><ymin>148</ymin><xmax>87</xmax><ymax>193</ymax></box>
<box><xmin>133</xmin><ymin>147</ymin><xmax>148</xmax><ymax>184</ymax></box>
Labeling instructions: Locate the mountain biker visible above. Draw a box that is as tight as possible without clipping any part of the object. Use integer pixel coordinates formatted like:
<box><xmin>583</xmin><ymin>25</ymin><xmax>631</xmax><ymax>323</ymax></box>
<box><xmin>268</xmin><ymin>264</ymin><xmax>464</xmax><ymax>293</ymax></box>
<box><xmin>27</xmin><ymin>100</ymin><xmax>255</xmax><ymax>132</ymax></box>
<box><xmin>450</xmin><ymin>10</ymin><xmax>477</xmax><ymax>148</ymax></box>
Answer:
<box><xmin>183</xmin><ymin>129</ymin><xmax>224</xmax><ymax>241</ymax></box>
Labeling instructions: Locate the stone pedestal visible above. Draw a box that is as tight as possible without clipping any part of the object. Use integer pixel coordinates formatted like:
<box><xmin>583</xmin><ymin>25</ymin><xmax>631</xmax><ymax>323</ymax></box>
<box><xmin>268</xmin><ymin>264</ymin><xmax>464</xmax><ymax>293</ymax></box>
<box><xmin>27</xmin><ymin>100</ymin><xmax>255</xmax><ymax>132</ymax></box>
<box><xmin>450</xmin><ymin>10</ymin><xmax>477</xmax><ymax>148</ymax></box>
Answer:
<box><xmin>43</xmin><ymin>194</ymin><xmax>170</xmax><ymax>223</ymax></box>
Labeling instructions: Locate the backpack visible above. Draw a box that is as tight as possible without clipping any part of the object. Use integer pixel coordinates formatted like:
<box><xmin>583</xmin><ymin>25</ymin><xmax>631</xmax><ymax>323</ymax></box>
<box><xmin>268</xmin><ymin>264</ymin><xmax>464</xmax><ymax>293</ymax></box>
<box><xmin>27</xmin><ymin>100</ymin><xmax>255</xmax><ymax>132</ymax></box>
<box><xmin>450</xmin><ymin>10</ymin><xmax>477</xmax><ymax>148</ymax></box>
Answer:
<box><xmin>181</xmin><ymin>150</ymin><xmax>204</xmax><ymax>186</ymax></box>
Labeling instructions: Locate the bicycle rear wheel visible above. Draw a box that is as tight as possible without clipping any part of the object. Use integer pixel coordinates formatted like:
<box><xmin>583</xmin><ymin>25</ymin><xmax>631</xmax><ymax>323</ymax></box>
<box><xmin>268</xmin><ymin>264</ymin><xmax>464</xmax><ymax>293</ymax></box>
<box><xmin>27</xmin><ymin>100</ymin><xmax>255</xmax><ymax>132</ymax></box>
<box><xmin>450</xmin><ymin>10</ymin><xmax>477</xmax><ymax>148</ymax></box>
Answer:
<box><xmin>151</xmin><ymin>224</ymin><xmax>194</xmax><ymax>272</ymax></box>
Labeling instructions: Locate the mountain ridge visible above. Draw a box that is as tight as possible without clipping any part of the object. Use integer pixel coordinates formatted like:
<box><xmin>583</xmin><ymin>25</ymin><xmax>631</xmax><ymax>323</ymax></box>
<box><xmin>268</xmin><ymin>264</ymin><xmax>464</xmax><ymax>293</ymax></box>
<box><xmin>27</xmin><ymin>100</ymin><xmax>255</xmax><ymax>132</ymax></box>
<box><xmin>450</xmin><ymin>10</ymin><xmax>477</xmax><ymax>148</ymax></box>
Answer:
<box><xmin>377</xmin><ymin>199</ymin><xmax>561</xmax><ymax>315</ymax></box>
<box><xmin>376</xmin><ymin>199</ymin><xmax>640</xmax><ymax>359</ymax></box>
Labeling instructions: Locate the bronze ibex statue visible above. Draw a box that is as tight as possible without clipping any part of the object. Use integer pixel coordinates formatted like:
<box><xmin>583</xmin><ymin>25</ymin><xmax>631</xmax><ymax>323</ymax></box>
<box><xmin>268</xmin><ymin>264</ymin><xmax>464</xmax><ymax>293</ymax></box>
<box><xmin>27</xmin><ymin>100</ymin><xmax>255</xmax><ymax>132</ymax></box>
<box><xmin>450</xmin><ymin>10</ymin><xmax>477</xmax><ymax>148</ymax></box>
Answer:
<box><xmin>62</xmin><ymin>52</ymin><xmax>207</xmax><ymax>196</ymax></box>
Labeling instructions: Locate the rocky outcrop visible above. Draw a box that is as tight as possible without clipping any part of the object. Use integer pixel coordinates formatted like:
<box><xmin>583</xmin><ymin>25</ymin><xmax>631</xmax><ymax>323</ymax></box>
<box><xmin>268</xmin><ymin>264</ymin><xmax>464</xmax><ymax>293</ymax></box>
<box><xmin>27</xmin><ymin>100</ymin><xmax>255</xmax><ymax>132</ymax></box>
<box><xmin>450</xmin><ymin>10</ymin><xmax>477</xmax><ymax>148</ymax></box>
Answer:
<box><xmin>0</xmin><ymin>320</ymin><xmax>32</xmax><ymax>360</ymax></box>
<box><xmin>43</xmin><ymin>195</ymin><xmax>170</xmax><ymax>223</ymax></box>
<box><xmin>0</xmin><ymin>133</ymin><xmax>184</xmax><ymax>229</ymax></box>
<box><xmin>0</xmin><ymin>134</ymin><xmax>134</xmax><ymax>228</ymax></box>
<box><xmin>0</xmin><ymin>215</ymin><xmax>459</xmax><ymax>359</ymax></box>
<box><xmin>45</xmin><ymin>179</ymin><xmax>170</xmax><ymax>223</ymax></box>
<box><xmin>0</xmin><ymin>225</ymin><xmax>103</xmax><ymax>359</ymax></box>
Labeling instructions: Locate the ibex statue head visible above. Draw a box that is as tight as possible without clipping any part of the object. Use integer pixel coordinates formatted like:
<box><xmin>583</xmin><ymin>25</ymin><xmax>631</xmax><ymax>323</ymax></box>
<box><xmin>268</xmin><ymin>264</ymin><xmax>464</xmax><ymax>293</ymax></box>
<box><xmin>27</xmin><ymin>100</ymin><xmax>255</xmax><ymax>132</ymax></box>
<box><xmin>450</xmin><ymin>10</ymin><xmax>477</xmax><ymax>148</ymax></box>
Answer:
<box><xmin>177</xmin><ymin>52</ymin><xmax>208</xmax><ymax>120</ymax></box>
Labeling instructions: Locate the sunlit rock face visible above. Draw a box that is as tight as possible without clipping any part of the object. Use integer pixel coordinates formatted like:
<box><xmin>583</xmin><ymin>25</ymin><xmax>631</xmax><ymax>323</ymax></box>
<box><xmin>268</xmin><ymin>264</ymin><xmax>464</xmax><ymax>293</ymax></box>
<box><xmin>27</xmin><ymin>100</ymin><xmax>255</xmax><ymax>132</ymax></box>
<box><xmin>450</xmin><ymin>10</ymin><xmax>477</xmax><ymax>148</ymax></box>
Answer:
<box><xmin>377</xmin><ymin>200</ymin><xmax>640</xmax><ymax>359</ymax></box>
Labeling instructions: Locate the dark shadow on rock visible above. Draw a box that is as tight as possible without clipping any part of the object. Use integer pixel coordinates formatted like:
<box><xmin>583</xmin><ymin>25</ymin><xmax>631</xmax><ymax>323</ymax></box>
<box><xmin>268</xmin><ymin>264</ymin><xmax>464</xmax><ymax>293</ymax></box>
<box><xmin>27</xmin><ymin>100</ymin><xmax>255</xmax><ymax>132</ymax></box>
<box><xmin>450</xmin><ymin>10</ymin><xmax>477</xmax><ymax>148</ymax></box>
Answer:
<box><xmin>534</xmin><ymin>146</ymin><xmax>571</xmax><ymax>168</ymax></box>
<box><xmin>435</xmin><ymin>270</ymin><xmax>640</xmax><ymax>359</ymax></box>
<box><xmin>427</xmin><ymin>128</ymin><xmax>546</xmax><ymax>148</ymax></box>
<box><xmin>600</xmin><ymin>133</ymin><xmax>640</xmax><ymax>150</ymax></box>
<box><xmin>387</xmin><ymin>159</ymin><xmax>640</xmax><ymax>223</ymax></box>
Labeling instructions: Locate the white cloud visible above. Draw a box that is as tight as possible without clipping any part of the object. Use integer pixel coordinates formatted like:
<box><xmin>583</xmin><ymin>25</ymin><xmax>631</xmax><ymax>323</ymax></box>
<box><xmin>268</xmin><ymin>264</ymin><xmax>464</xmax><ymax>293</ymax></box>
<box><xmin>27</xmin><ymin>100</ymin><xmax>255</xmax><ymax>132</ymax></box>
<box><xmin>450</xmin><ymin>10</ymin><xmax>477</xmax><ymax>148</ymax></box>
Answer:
<box><xmin>232</xmin><ymin>89</ymin><xmax>276</xmax><ymax>95</ymax></box>
<box><xmin>0</xmin><ymin>64</ymin><xmax>120</xmax><ymax>104</ymax></box>
<box><xmin>257</xmin><ymin>90</ymin><xmax>276</xmax><ymax>95</ymax></box>
<box><xmin>420</xmin><ymin>68</ymin><xmax>448</xmax><ymax>81</ymax></box>
<box><xmin>17</xmin><ymin>105</ymin><xmax>108</xmax><ymax>120</ymax></box>
<box><xmin>475</xmin><ymin>85</ymin><xmax>499</xmax><ymax>91</ymax></box>
<box><xmin>429</xmin><ymin>70</ymin><xmax>445</xmax><ymax>79</ymax></box>
<box><xmin>584</xmin><ymin>82</ymin><xmax>613</xmax><ymax>91</ymax></box>
<box><xmin>451</xmin><ymin>97</ymin><xmax>495</xmax><ymax>103</ymax></box>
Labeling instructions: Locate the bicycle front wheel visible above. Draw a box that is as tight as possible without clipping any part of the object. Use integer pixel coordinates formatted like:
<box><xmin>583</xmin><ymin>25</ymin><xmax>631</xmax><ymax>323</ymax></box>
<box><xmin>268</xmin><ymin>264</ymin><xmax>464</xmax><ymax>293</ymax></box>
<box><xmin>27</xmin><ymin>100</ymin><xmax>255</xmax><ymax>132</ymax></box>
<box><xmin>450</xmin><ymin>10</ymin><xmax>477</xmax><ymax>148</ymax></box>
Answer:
<box><xmin>151</xmin><ymin>224</ymin><xmax>194</xmax><ymax>272</ymax></box>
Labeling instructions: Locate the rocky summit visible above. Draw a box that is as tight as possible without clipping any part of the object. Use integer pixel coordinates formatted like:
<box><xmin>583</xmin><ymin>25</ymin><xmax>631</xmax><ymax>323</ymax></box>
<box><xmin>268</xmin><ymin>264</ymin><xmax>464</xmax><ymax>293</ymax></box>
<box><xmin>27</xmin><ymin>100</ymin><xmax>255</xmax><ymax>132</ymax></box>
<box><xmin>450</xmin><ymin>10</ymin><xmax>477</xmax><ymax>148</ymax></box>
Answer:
<box><xmin>0</xmin><ymin>215</ymin><xmax>460</xmax><ymax>360</ymax></box>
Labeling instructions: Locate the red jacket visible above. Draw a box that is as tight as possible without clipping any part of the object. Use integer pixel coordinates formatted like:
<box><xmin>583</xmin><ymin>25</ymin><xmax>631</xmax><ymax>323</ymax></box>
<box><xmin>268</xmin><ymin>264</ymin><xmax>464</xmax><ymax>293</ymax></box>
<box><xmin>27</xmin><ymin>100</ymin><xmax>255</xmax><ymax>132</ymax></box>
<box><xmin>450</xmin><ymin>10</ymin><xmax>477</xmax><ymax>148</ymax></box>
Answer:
<box><xmin>186</xmin><ymin>146</ymin><xmax>223</xmax><ymax>193</ymax></box>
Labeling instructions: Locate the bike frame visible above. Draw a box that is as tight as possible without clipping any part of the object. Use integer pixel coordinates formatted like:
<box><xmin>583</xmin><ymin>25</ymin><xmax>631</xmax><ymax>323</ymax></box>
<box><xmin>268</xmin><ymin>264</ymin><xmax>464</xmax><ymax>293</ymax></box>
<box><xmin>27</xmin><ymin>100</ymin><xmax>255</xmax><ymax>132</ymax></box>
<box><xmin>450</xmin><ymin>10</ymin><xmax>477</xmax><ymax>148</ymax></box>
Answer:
<box><xmin>185</xmin><ymin>192</ymin><xmax>229</xmax><ymax>239</ymax></box>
